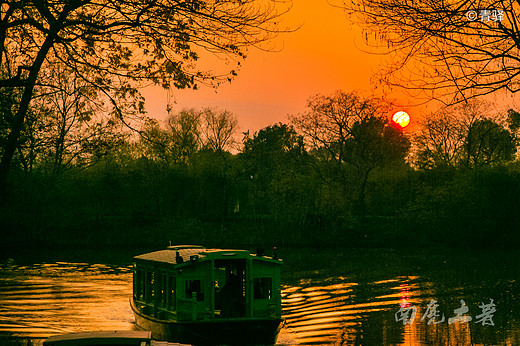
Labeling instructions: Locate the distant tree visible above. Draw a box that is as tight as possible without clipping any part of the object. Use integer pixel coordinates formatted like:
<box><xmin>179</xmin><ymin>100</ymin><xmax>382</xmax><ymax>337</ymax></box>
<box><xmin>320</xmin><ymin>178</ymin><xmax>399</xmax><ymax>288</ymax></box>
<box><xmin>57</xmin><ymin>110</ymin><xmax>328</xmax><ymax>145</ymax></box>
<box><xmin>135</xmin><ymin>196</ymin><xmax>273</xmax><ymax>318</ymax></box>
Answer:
<box><xmin>0</xmin><ymin>0</ymin><xmax>289</xmax><ymax>185</ymax></box>
<box><xmin>414</xmin><ymin>101</ymin><xmax>516</xmax><ymax>169</ymax></box>
<box><xmin>290</xmin><ymin>91</ymin><xmax>386</xmax><ymax>168</ymax></box>
<box><xmin>414</xmin><ymin>113</ymin><xmax>465</xmax><ymax>170</ymax></box>
<box><xmin>413</xmin><ymin>102</ymin><xmax>485</xmax><ymax>169</ymax></box>
<box><xmin>139</xmin><ymin>109</ymin><xmax>202</xmax><ymax>164</ymax></box>
<box><xmin>242</xmin><ymin>122</ymin><xmax>305</xmax><ymax>181</ymax></box>
<box><xmin>346</xmin><ymin>115</ymin><xmax>410</xmax><ymax>212</ymax></box>
<box><xmin>344</xmin><ymin>0</ymin><xmax>520</xmax><ymax>102</ymax></box>
<box><xmin>241</xmin><ymin>123</ymin><xmax>309</xmax><ymax>217</ymax></box>
<box><xmin>290</xmin><ymin>91</ymin><xmax>410</xmax><ymax>215</ymax></box>
<box><xmin>507</xmin><ymin>109</ymin><xmax>520</xmax><ymax>133</ymax></box>
<box><xmin>199</xmin><ymin>108</ymin><xmax>238</xmax><ymax>153</ymax></box>
<box><xmin>139</xmin><ymin>118</ymin><xmax>172</xmax><ymax>163</ymax></box>
<box><xmin>139</xmin><ymin>107</ymin><xmax>238</xmax><ymax>165</ymax></box>
<box><xmin>167</xmin><ymin>109</ymin><xmax>201</xmax><ymax>164</ymax></box>
<box><xmin>463</xmin><ymin>119</ymin><xmax>517</xmax><ymax>168</ymax></box>
<box><xmin>73</xmin><ymin>120</ymin><xmax>128</xmax><ymax>167</ymax></box>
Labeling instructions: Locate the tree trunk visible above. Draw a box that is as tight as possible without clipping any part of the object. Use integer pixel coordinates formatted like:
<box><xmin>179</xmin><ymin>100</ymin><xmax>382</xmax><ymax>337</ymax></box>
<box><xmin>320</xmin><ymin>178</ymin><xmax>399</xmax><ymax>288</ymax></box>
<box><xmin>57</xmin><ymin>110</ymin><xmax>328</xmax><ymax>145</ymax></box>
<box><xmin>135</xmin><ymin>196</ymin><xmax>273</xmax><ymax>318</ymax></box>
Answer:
<box><xmin>0</xmin><ymin>35</ymin><xmax>55</xmax><ymax>187</ymax></box>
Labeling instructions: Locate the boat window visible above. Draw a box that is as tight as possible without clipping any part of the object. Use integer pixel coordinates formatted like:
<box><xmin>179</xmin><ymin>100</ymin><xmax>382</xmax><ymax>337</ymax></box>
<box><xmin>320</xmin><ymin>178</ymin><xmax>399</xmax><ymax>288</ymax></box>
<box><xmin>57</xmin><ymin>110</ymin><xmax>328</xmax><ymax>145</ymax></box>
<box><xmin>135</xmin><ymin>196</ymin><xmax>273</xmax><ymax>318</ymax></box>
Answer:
<box><xmin>167</xmin><ymin>275</ymin><xmax>176</xmax><ymax>310</ymax></box>
<box><xmin>145</xmin><ymin>271</ymin><xmax>154</xmax><ymax>302</ymax></box>
<box><xmin>185</xmin><ymin>279</ymin><xmax>204</xmax><ymax>301</ymax></box>
<box><xmin>134</xmin><ymin>268</ymin><xmax>145</xmax><ymax>301</ymax></box>
<box><xmin>157</xmin><ymin>273</ymin><xmax>167</xmax><ymax>307</ymax></box>
<box><xmin>254</xmin><ymin>278</ymin><xmax>272</xmax><ymax>299</ymax></box>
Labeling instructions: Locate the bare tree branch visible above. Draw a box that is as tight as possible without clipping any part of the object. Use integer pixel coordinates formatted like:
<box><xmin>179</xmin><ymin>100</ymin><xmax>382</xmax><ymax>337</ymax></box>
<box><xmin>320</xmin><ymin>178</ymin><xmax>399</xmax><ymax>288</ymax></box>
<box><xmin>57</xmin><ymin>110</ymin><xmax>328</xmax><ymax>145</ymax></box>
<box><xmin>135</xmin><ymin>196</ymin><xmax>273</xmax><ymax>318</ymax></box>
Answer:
<box><xmin>343</xmin><ymin>0</ymin><xmax>520</xmax><ymax>102</ymax></box>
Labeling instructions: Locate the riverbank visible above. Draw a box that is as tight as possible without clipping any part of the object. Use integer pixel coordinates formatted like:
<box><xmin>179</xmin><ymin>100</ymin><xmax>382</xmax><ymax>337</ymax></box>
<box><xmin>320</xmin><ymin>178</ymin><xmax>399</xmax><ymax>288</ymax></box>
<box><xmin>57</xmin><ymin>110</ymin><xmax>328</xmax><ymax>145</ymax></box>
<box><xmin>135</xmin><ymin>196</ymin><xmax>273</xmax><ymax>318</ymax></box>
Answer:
<box><xmin>3</xmin><ymin>161</ymin><xmax>520</xmax><ymax>251</ymax></box>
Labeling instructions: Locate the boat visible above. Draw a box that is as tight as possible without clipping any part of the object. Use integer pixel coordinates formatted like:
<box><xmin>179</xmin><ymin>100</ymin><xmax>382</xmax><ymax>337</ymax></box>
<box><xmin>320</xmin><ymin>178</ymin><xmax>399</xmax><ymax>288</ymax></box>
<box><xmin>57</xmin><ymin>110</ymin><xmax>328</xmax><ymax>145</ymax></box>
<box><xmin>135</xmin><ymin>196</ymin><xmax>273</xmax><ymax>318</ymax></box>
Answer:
<box><xmin>131</xmin><ymin>245</ymin><xmax>283</xmax><ymax>345</ymax></box>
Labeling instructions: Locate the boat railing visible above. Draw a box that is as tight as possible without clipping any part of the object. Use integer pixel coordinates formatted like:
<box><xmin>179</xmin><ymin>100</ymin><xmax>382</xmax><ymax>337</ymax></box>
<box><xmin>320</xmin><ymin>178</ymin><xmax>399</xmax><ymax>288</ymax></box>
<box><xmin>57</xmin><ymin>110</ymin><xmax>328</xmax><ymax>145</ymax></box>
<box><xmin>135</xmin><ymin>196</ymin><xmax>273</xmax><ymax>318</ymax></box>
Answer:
<box><xmin>177</xmin><ymin>295</ymin><xmax>212</xmax><ymax>321</ymax></box>
<box><xmin>253</xmin><ymin>303</ymin><xmax>279</xmax><ymax>318</ymax></box>
<box><xmin>135</xmin><ymin>300</ymin><xmax>177</xmax><ymax>320</ymax></box>
<box><xmin>177</xmin><ymin>297</ymin><xmax>197</xmax><ymax>321</ymax></box>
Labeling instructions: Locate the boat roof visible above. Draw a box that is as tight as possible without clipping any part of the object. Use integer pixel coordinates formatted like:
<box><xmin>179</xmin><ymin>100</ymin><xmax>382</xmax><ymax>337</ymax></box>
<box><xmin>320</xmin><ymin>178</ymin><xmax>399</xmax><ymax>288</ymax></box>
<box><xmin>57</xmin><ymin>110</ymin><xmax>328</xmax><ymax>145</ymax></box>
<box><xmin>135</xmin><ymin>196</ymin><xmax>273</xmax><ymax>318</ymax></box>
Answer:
<box><xmin>134</xmin><ymin>245</ymin><xmax>281</xmax><ymax>265</ymax></box>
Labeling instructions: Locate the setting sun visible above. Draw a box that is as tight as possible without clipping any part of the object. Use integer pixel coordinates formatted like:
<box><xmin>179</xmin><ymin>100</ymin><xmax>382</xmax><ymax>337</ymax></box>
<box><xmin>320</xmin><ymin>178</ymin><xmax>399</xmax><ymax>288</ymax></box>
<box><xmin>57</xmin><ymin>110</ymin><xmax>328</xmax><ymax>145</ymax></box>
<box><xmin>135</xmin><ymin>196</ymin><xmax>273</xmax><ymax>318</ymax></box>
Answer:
<box><xmin>392</xmin><ymin>111</ymin><xmax>410</xmax><ymax>128</ymax></box>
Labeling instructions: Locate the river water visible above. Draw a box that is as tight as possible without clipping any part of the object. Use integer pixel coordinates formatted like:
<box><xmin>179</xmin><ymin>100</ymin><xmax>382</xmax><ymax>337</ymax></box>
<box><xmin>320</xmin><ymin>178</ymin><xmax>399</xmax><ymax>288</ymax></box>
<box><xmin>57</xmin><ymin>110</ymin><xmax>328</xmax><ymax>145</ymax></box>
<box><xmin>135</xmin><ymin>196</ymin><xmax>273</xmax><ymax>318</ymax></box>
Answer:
<box><xmin>0</xmin><ymin>246</ymin><xmax>519</xmax><ymax>345</ymax></box>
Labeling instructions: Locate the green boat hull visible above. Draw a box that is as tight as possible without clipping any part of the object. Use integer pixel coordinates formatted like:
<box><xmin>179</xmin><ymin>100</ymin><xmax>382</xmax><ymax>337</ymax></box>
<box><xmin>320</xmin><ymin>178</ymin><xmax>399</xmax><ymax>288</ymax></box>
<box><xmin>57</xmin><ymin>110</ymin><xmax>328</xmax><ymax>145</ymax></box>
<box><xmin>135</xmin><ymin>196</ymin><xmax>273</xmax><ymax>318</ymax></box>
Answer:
<box><xmin>132</xmin><ymin>299</ymin><xmax>283</xmax><ymax>345</ymax></box>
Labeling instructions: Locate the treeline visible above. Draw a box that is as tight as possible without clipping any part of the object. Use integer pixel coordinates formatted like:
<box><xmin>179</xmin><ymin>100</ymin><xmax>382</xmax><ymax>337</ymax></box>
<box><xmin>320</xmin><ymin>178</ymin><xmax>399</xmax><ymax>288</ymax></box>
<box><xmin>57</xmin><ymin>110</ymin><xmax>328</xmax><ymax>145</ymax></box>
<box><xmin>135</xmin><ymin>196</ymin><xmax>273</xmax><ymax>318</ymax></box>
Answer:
<box><xmin>2</xmin><ymin>91</ymin><xmax>520</xmax><ymax>249</ymax></box>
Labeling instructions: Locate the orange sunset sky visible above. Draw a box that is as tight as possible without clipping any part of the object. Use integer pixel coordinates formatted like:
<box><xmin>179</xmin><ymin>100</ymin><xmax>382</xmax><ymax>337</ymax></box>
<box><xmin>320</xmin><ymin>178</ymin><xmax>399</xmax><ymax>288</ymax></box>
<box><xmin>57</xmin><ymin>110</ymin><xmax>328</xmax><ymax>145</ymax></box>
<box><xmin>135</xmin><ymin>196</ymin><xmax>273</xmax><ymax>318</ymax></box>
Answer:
<box><xmin>139</xmin><ymin>0</ymin><xmax>515</xmax><ymax>134</ymax></box>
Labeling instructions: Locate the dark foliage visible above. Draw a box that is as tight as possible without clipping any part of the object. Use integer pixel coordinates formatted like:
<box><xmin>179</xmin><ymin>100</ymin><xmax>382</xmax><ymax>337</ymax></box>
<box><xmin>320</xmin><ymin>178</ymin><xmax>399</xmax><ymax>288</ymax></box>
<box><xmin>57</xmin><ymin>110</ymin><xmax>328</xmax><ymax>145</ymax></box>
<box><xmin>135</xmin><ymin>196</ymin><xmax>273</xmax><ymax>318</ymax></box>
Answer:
<box><xmin>3</xmin><ymin>118</ymin><xmax>520</xmax><ymax>250</ymax></box>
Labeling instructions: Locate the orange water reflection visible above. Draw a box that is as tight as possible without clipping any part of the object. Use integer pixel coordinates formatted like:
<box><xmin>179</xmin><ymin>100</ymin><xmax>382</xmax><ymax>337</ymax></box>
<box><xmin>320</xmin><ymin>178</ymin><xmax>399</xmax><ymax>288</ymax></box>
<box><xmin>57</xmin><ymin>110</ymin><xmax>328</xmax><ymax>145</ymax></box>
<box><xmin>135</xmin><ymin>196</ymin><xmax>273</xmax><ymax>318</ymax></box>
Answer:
<box><xmin>0</xmin><ymin>262</ymin><xmax>134</xmax><ymax>339</ymax></box>
<box><xmin>282</xmin><ymin>275</ymin><xmax>519</xmax><ymax>345</ymax></box>
<box><xmin>1</xmin><ymin>261</ymin><xmax>519</xmax><ymax>345</ymax></box>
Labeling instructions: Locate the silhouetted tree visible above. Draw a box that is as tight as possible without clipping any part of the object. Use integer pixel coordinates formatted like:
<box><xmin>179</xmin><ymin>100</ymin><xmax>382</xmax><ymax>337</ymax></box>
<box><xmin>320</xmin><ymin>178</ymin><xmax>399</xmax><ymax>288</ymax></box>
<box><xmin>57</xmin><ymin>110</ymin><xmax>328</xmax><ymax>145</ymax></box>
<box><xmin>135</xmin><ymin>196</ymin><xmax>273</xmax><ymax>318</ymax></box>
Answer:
<box><xmin>241</xmin><ymin>123</ymin><xmax>311</xmax><ymax>221</ymax></box>
<box><xmin>463</xmin><ymin>119</ymin><xmax>517</xmax><ymax>168</ymax></box>
<box><xmin>507</xmin><ymin>109</ymin><xmax>520</xmax><ymax>133</ymax></box>
<box><xmin>242</xmin><ymin>123</ymin><xmax>305</xmax><ymax>182</ymax></box>
<box><xmin>414</xmin><ymin>103</ymin><xmax>481</xmax><ymax>169</ymax></box>
<box><xmin>139</xmin><ymin>118</ymin><xmax>172</xmax><ymax>163</ymax></box>
<box><xmin>290</xmin><ymin>91</ymin><xmax>386</xmax><ymax>169</ymax></box>
<box><xmin>167</xmin><ymin>109</ymin><xmax>201</xmax><ymax>164</ymax></box>
<box><xmin>138</xmin><ymin>109</ymin><xmax>200</xmax><ymax>165</ymax></box>
<box><xmin>32</xmin><ymin>65</ymin><xmax>110</xmax><ymax>175</ymax></box>
<box><xmin>346</xmin><ymin>115</ymin><xmax>410</xmax><ymax>214</ymax></box>
<box><xmin>199</xmin><ymin>108</ymin><xmax>238</xmax><ymax>153</ymax></box>
<box><xmin>414</xmin><ymin>101</ymin><xmax>516</xmax><ymax>169</ymax></box>
<box><xmin>139</xmin><ymin>107</ymin><xmax>238</xmax><ymax>165</ymax></box>
<box><xmin>290</xmin><ymin>91</ymin><xmax>410</xmax><ymax>215</ymax></box>
<box><xmin>0</xmin><ymin>0</ymin><xmax>289</xmax><ymax>185</ymax></box>
<box><xmin>344</xmin><ymin>0</ymin><xmax>520</xmax><ymax>102</ymax></box>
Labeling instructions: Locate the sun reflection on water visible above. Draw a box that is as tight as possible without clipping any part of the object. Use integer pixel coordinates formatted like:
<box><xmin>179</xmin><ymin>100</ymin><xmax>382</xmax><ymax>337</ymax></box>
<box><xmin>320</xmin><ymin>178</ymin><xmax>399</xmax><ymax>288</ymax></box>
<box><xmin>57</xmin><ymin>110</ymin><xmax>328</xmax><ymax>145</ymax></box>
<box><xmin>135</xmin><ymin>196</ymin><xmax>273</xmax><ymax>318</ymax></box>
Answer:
<box><xmin>1</xmin><ymin>257</ymin><xmax>519</xmax><ymax>345</ymax></box>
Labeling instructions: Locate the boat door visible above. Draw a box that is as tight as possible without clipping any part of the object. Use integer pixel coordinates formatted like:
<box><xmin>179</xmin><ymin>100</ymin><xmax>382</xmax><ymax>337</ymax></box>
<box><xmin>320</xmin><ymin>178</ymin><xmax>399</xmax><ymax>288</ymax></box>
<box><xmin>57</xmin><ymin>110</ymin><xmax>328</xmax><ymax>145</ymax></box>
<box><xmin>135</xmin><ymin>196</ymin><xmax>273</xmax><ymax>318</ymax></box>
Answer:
<box><xmin>176</xmin><ymin>260</ymin><xmax>212</xmax><ymax>321</ymax></box>
<box><xmin>214</xmin><ymin>259</ymin><xmax>246</xmax><ymax>318</ymax></box>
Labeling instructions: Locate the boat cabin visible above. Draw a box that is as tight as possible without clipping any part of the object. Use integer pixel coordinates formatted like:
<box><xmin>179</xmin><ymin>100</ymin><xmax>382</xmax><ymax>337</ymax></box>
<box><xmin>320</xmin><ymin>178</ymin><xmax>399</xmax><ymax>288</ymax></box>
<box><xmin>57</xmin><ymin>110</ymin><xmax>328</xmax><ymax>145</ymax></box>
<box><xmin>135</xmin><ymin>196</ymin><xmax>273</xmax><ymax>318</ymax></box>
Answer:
<box><xmin>133</xmin><ymin>245</ymin><xmax>282</xmax><ymax>322</ymax></box>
